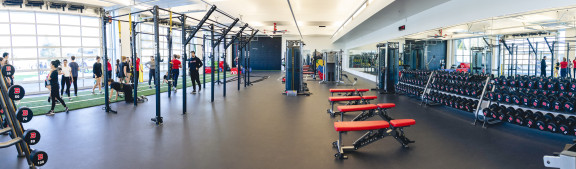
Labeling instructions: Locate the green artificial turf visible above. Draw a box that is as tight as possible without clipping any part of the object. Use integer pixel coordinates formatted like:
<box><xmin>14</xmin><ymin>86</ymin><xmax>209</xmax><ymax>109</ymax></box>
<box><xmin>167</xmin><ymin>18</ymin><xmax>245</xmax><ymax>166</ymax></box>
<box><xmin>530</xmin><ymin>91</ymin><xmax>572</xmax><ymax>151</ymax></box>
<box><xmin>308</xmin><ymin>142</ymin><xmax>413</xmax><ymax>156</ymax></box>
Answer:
<box><xmin>17</xmin><ymin>72</ymin><xmax>233</xmax><ymax>116</ymax></box>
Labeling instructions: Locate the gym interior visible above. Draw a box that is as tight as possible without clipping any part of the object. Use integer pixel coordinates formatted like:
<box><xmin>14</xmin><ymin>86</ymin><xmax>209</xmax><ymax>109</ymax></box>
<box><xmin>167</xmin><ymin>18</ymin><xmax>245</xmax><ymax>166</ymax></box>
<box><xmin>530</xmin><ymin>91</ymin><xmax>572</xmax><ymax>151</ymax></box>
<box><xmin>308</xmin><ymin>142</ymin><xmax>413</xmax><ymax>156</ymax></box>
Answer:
<box><xmin>3</xmin><ymin>0</ymin><xmax>576</xmax><ymax>168</ymax></box>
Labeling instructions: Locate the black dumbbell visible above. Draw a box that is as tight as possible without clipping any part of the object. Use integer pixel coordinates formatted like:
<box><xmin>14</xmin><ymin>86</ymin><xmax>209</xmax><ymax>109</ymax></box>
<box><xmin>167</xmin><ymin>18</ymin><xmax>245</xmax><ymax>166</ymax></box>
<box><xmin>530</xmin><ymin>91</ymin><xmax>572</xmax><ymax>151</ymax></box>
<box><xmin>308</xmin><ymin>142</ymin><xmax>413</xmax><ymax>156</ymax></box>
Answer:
<box><xmin>526</xmin><ymin>111</ymin><xmax>543</xmax><ymax>128</ymax></box>
<box><xmin>559</xmin><ymin>116</ymin><xmax>576</xmax><ymax>135</ymax></box>
<box><xmin>536</xmin><ymin>113</ymin><xmax>555</xmax><ymax>132</ymax></box>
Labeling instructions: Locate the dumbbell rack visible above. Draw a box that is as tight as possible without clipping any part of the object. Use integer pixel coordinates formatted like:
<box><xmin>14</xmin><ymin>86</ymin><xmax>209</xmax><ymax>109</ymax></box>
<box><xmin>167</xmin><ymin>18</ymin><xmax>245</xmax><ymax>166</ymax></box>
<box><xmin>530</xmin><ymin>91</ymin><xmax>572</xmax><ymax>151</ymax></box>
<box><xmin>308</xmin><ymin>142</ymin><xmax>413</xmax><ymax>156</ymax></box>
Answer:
<box><xmin>0</xmin><ymin>64</ymin><xmax>48</xmax><ymax>168</ymax></box>
<box><xmin>421</xmin><ymin>71</ymin><xmax>493</xmax><ymax>124</ymax></box>
<box><xmin>472</xmin><ymin>78</ymin><xmax>501</xmax><ymax>128</ymax></box>
<box><xmin>395</xmin><ymin>70</ymin><xmax>430</xmax><ymax>98</ymax></box>
<box><xmin>486</xmin><ymin>82</ymin><xmax>576</xmax><ymax>134</ymax></box>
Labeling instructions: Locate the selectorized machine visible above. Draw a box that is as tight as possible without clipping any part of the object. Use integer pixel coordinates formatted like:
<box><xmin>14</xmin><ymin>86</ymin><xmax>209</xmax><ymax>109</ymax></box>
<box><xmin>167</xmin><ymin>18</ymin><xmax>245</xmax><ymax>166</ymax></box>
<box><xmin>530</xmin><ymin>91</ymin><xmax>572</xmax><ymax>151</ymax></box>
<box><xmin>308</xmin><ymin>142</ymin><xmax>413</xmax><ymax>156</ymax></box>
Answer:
<box><xmin>284</xmin><ymin>40</ymin><xmax>310</xmax><ymax>96</ymax></box>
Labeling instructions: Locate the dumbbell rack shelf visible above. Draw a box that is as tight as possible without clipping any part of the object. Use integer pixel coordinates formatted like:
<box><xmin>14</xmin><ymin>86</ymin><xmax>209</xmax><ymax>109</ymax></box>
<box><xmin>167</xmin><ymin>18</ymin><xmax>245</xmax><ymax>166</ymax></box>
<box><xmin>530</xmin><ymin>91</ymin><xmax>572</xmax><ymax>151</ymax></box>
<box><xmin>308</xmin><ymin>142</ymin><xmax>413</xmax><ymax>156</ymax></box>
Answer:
<box><xmin>397</xmin><ymin>82</ymin><xmax>426</xmax><ymax>89</ymax></box>
<box><xmin>491</xmin><ymin>102</ymin><xmax>576</xmax><ymax>118</ymax></box>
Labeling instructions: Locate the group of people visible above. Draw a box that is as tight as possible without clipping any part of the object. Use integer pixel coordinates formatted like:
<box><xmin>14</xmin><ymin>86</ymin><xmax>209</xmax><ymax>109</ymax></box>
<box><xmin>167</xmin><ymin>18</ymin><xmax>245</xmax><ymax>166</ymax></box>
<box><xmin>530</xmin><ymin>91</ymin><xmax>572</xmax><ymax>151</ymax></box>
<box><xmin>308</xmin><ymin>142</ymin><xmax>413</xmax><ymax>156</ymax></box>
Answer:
<box><xmin>541</xmin><ymin>56</ymin><xmax>576</xmax><ymax>78</ymax></box>
<box><xmin>1</xmin><ymin>50</ymin><xmax>205</xmax><ymax>115</ymax></box>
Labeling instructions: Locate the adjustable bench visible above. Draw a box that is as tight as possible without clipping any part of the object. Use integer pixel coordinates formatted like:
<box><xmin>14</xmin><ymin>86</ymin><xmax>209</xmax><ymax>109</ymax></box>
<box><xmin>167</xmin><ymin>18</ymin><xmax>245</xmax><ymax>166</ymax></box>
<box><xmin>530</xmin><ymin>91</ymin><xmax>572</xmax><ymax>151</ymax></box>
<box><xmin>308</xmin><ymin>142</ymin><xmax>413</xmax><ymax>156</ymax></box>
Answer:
<box><xmin>327</xmin><ymin>96</ymin><xmax>379</xmax><ymax>116</ymax></box>
<box><xmin>377</xmin><ymin>103</ymin><xmax>396</xmax><ymax>121</ymax></box>
<box><xmin>337</xmin><ymin>103</ymin><xmax>396</xmax><ymax>121</ymax></box>
<box><xmin>332</xmin><ymin>119</ymin><xmax>416</xmax><ymax>159</ymax></box>
<box><xmin>329</xmin><ymin>88</ymin><xmax>369</xmax><ymax>96</ymax></box>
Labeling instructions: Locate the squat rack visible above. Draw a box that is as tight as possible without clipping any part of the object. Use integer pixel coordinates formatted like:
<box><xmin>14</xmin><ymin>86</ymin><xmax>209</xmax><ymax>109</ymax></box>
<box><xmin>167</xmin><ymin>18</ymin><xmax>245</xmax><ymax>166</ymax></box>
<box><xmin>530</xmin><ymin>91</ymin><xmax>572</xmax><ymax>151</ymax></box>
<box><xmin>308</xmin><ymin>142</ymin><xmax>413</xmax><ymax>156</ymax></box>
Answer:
<box><xmin>102</xmin><ymin>5</ymin><xmax>258</xmax><ymax>125</ymax></box>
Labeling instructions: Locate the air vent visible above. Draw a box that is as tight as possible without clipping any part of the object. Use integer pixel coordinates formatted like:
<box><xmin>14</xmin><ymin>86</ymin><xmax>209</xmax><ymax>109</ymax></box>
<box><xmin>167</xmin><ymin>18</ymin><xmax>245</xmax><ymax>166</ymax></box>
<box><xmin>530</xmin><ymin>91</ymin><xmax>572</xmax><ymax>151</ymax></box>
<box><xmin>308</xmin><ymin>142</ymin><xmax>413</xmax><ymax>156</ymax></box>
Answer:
<box><xmin>319</xmin><ymin>26</ymin><xmax>326</xmax><ymax>28</ymax></box>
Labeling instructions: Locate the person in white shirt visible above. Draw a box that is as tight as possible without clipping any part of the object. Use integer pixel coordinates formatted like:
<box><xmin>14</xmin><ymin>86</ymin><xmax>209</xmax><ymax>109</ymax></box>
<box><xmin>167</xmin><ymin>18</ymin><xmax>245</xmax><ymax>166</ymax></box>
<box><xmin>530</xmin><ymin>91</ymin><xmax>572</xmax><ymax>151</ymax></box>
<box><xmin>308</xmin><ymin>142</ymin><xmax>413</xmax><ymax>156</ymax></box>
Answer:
<box><xmin>60</xmin><ymin>59</ymin><xmax>74</xmax><ymax>100</ymax></box>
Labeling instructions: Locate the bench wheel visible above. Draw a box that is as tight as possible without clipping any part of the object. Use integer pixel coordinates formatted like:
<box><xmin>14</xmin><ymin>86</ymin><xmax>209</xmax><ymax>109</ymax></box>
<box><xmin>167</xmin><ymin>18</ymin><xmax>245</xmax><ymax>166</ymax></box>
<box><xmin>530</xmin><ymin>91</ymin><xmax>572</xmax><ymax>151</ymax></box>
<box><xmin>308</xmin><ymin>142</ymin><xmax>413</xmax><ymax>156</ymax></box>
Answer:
<box><xmin>332</xmin><ymin>141</ymin><xmax>337</xmax><ymax>148</ymax></box>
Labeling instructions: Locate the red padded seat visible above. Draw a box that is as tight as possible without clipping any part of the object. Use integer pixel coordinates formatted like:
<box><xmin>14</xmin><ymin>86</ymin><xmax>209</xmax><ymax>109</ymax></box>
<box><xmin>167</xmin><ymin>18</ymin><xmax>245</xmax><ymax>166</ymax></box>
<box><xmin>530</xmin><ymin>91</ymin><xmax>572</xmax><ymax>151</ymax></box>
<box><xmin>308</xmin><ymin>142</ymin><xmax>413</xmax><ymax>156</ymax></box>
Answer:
<box><xmin>337</xmin><ymin>104</ymin><xmax>378</xmax><ymax>112</ymax></box>
<box><xmin>362</xmin><ymin>96</ymin><xmax>378</xmax><ymax>100</ymax></box>
<box><xmin>377</xmin><ymin>103</ymin><xmax>396</xmax><ymax>109</ymax></box>
<box><xmin>389</xmin><ymin>119</ymin><xmax>416</xmax><ymax>127</ymax></box>
<box><xmin>329</xmin><ymin>96</ymin><xmax>362</xmax><ymax>102</ymax></box>
<box><xmin>356</xmin><ymin>89</ymin><xmax>369</xmax><ymax>92</ymax></box>
<box><xmin>330</xmin><ymin>89</ymin><xmax>356</xmax><ymax>93</ymax></box>
<box><xmin>334</xmin><ymin>120</ymin><xmax>390</xmax><ymax>131</ymax></box>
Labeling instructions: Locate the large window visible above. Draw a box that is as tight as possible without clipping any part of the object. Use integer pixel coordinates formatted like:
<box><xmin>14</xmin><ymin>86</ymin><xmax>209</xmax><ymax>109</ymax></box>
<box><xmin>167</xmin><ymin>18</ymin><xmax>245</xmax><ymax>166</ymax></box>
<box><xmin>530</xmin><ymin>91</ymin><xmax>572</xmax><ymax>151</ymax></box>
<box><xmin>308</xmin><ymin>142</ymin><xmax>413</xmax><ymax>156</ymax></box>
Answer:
<box><xmin>139</xmin><ymin>24</ymin><xmax>182</xmax><ymax>82</ymax></box>
<box><xmin>0</xmin><ymin>10</ymin><xmax>100</xmax><ymax>94</ymax></box>
<box><xmin>453</xmin><ymin>37</ymin><xmax>484</xmax><ymax>64</ymax></box>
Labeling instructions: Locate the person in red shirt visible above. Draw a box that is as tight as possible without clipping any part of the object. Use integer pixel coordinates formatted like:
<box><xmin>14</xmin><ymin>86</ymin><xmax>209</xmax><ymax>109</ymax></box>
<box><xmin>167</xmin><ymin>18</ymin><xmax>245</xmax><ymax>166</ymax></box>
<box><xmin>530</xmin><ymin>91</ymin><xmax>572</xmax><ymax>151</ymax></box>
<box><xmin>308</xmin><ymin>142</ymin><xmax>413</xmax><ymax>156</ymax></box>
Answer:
<box><xmin>107</xmin><ymin>60</ymin><xmax>112</xmax><ymax>79</ymax></box>
<box><xmin>573</xmin><ymin>58</ymin><xmax>576</xmax><ymax>78</ymax></box>
<box><xmin>135</xmin><ymin>57</ymin><xmax>140</xmax><ymax>83</ymax></box>
<box><xmin>560</xmin><ymin>57</ymin><xmax>568</xmax><ymax>78</ymax></box>
<box><xmin>171</xmin><ymin>54</ymin><xmax>182</xmax><ymax>92</ymax></box>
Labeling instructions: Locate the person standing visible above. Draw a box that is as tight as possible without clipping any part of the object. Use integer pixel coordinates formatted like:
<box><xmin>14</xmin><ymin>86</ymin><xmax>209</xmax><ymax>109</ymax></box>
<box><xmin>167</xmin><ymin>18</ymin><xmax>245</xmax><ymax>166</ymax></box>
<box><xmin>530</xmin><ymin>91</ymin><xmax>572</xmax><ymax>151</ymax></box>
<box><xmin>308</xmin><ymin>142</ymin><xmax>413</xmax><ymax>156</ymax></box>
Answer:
<box><xmin>106</xmin><ymin>59</ymin><xmax>112</xmax><ymax>80</ymax></box>
<box><xmin>145</xmin><ymin>56</ymin><xmax>156</xmax><ymax>88</ymax></box>
<box><xmin>541</xmin><ymin>56</ymin><xmax>547</xmax><ymax>77</ymax></box>
<box><xmin>171</xmin><ymin>55</ymin><xmax>182</xmax><ymax>92</ymax></box>
<box><xmin>116</xmin><ymin>59</ymin><xmax>123</xmax><ymax>83</ymax></box>
<box><xmin>555</xmin><ymin>62</ymin><xmax>560</xmax><ymax>77</ymax></box>
<box><xmin>69</xmin><ymin>56</ymin><xmax>80</xmax><ymax>97</ymax></box>
<box><xmin>92</xmin><ymin>56</ymin><xmax>103</xmax><ymax>94</ymax></box>
<box><xmin>569</xmin><ymin>59</ymin><xmax>573</xmax><ymax>78</ymax></box>
<box><xmin>60</xmin><ymin>59</ymin><xmax>73</xmax><ymax>100</ymax></box>
<box><xmin>135</xmin><ymin>56</ymin><xmax>140</xmax><ymax>83</ymax></box>
<box><xmin>46</xmin><ymin>60</ymin><xmax>69</xmax><ymax>116</ymax></box>
<box><xmin>123</xmin><ymin>57</ymin><xmax>131</xmax><ymax>83</ymax></box>
<box><xmin>561</xmin><ymin>58</ymin><xmax>568</xmax><ymax>78</ymax></box>
<box><xmin>2</xmin><ymin>52</ymin><xmax>13</xmax><ymax>85</ymax></box>
<box><xmin>187</xmin><ymin>51</ymin><xmax>203</xmax><ymax>93</ymax></box>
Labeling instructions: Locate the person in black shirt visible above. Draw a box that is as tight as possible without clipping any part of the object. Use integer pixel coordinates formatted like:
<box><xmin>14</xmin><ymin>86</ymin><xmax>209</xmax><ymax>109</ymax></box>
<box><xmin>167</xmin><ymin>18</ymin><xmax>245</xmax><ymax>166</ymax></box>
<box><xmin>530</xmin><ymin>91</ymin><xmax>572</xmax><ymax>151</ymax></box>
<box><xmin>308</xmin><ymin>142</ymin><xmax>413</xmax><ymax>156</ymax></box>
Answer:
<box><xmin>541</xmin><ymin>56</ymin><xmax>547</xmax><ymax>77</ymax></box>
<box><xmin>92</xmin><ymin>56</ymin><xmax>103</xmax><ymax>94</ymax></box>
<box><xmin>46</xmin><ymin>60</ymin><xmax>69</xmax><ymax>116</ymax></box>
<box><xmin>187</xmin><ymin>51</ymin><xmax>203</xmax><ymax>93</ymax></box>
<box><xmin>108</xmin><ymin>79</ymin><xmax>134</xmax><ymax>103</ymax></box>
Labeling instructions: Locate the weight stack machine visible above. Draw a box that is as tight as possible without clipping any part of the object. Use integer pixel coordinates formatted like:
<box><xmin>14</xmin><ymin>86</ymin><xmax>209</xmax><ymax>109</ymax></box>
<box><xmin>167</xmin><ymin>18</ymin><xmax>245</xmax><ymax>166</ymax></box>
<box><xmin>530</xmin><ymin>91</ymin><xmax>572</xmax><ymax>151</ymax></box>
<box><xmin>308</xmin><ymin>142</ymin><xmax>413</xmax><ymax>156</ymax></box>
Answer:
<box><xmin>320</xmin><ymin>51</ymin><xmax>337</xmax><ymax>83</ymax></box>
<box><xmin>285</xmin><ymin>40</ymin><xmax>310</xmax><ymax>96</ymax></box>
<box><xmin>0</xmin><ymin>64</ymin><xmax>48</xmax><ymax>168</ymax></box>
<box><xmin>376</xmin><ymin>42</ymin><xmax>400</xmax><ymax>93</ymax></box>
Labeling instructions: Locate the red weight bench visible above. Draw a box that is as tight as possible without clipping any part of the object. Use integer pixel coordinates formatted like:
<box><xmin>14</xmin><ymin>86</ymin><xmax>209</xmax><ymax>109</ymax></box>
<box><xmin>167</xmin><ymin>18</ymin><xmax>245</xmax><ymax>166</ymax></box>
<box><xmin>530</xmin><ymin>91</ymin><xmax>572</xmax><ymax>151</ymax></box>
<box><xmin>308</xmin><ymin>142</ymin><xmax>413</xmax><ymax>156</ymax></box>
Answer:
<box><xmin>327</xmin><ymin>96</ymin><xmax>378</xmax><ymax>116</ymax></box>
<box><xmin>377</xmin><ymin>103</ymin><xmax>396</xmax><ymax>121</ymax></box>
<box><xmin>332</xmin><ymin>119</ymin><xmax>416</xmax><ymax>159</ymax></box>
<box><xmin>329</xmin><ymin>88</ymin><xmax>370</xmax><ymax>96</ymax></box>
<box><xmin>338</xmin><ymin>102</ymin><xmax>400</xmax><ymax>121</ymax></box>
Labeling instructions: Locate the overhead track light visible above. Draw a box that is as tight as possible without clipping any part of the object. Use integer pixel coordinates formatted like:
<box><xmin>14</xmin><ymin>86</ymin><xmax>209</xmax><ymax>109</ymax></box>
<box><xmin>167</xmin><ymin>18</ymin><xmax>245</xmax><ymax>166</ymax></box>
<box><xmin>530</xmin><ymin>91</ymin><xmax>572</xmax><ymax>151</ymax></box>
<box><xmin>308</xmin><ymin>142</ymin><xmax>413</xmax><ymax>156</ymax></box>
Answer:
<box><xmin>49</xmin><ymin>2</ymin><xmax>66</xmax><ymax>11</ymax></box>
<box><xmin>25</xmin><ymin>0</ymin><xmax>44</xmax><ymax>8</ymax></box>
<box><xmin>68</xmin><ymin>4</ymin><xmax>85</xmax><ymax>13</ymax></box>
<box><xmin>3</xmin><ymin>0</ymin><xmax>24</xmax><ymax>8</ymax></box>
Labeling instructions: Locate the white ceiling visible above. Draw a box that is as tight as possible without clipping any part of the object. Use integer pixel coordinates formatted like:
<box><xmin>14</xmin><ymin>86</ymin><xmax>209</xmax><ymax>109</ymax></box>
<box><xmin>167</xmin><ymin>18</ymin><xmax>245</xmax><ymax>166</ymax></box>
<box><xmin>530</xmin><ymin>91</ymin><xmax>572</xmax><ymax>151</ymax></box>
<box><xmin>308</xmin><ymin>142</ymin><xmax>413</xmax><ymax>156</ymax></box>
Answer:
<box><xmin>55</xmin><ymin>0</ymin><xmax>367</xmax><ymax>36</ymax></box>
<box><xmin>401</xmin><ymin>6</ymin><xmax>576</xmax><ymax>40</ymax></box>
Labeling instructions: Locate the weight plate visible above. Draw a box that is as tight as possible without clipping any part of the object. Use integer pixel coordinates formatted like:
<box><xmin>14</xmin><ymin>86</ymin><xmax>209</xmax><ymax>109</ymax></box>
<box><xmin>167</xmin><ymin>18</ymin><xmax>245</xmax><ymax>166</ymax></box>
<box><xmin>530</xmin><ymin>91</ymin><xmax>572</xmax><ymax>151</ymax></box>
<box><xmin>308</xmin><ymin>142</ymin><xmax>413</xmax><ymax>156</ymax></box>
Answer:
<box><xmin>16</xmin><ymin>107</ymin><xmax>33</xmax><ymax>123</ymax></box>
<box><xmin>1</xmin><ymin>64</ymin><xmax>14</xmax><ymax>77</ymax></box>
<box><xmin>23</xmin><ymin>129</ymin><xmax>40</xmax><ymax>145</ymax></box>
<box><xmin>29</xmin><ymin>150</ymin><xmax>48</xmax><ymax>166</ymax></box>
<box><xmin>7</xmin><ymin>85</ymin><xmax>25</xmax><ymax>100</ymax></box>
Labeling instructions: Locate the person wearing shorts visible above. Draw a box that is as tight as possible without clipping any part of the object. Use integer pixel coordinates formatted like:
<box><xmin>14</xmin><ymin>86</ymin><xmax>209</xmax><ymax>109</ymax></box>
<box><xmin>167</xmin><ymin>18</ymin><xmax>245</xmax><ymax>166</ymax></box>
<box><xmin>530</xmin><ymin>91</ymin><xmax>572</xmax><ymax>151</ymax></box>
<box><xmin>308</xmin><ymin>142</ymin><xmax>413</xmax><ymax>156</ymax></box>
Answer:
<box><xmin>92</xmin><ymin>56</ymin><xmax>103</xmax><ymax>94</ymax></box>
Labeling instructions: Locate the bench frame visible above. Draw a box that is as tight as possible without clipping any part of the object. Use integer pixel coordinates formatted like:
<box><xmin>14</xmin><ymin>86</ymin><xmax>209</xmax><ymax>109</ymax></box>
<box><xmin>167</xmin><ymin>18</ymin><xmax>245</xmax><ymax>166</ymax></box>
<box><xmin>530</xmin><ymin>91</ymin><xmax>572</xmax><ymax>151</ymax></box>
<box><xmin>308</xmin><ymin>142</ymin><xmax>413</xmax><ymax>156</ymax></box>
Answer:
<box><xmin>333</xmin><ymin>122</ymin><xmax>414</xmax><ymax>159</ymax></box>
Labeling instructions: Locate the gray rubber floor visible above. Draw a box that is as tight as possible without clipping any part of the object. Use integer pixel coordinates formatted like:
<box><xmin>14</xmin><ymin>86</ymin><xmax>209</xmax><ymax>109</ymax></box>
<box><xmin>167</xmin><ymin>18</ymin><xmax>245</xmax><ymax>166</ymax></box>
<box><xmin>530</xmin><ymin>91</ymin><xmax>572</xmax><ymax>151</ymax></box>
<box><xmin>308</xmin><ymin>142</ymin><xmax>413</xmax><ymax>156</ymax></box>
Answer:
<box><xmin>0</xmin><ymin>71</ymin><xmax>573</xmax><ymax>169</ymax></box>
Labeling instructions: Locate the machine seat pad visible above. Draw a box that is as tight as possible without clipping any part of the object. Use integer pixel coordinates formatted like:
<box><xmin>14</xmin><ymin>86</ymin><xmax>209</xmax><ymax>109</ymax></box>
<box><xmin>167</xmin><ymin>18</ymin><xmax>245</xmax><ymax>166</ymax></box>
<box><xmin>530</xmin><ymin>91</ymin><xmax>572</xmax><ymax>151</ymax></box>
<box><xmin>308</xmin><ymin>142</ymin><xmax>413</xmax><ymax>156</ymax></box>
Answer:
<box><xmin>329</xmin><ymin>96</ymin><xmax>362</xmax><ymax>102</ymax></box>
<box><xmin>356</xmin><ymin>89</ymin><xmax>370</xmax><ymax>92</ymax></box>
<box><xmin>362</xmin><ymin>96</ymin><xmax>378</xmax><ymax>100</ymax></box>
<box><xmin>330</xmin><ymin>89</ymin><xmax>356</xmax><ymax>93</ymax></box>
<box><xmin>334</xmin><ymin>120</ymin><xmax>390</xmax><ymax>131</ymax></box>
<box><xmin>337</xmin><ymin>104</ymin><xmax>378</xmax><ymax>112</ymax></box>
<box><xmin>377</xmin><ymin>103</ymin><xmax>396</xmax><ymax>109</ymax></box>
<box><xmin>389</xmin><ymin>119</ymin><xmax>416</xmax><ymax>127</ymax></box>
